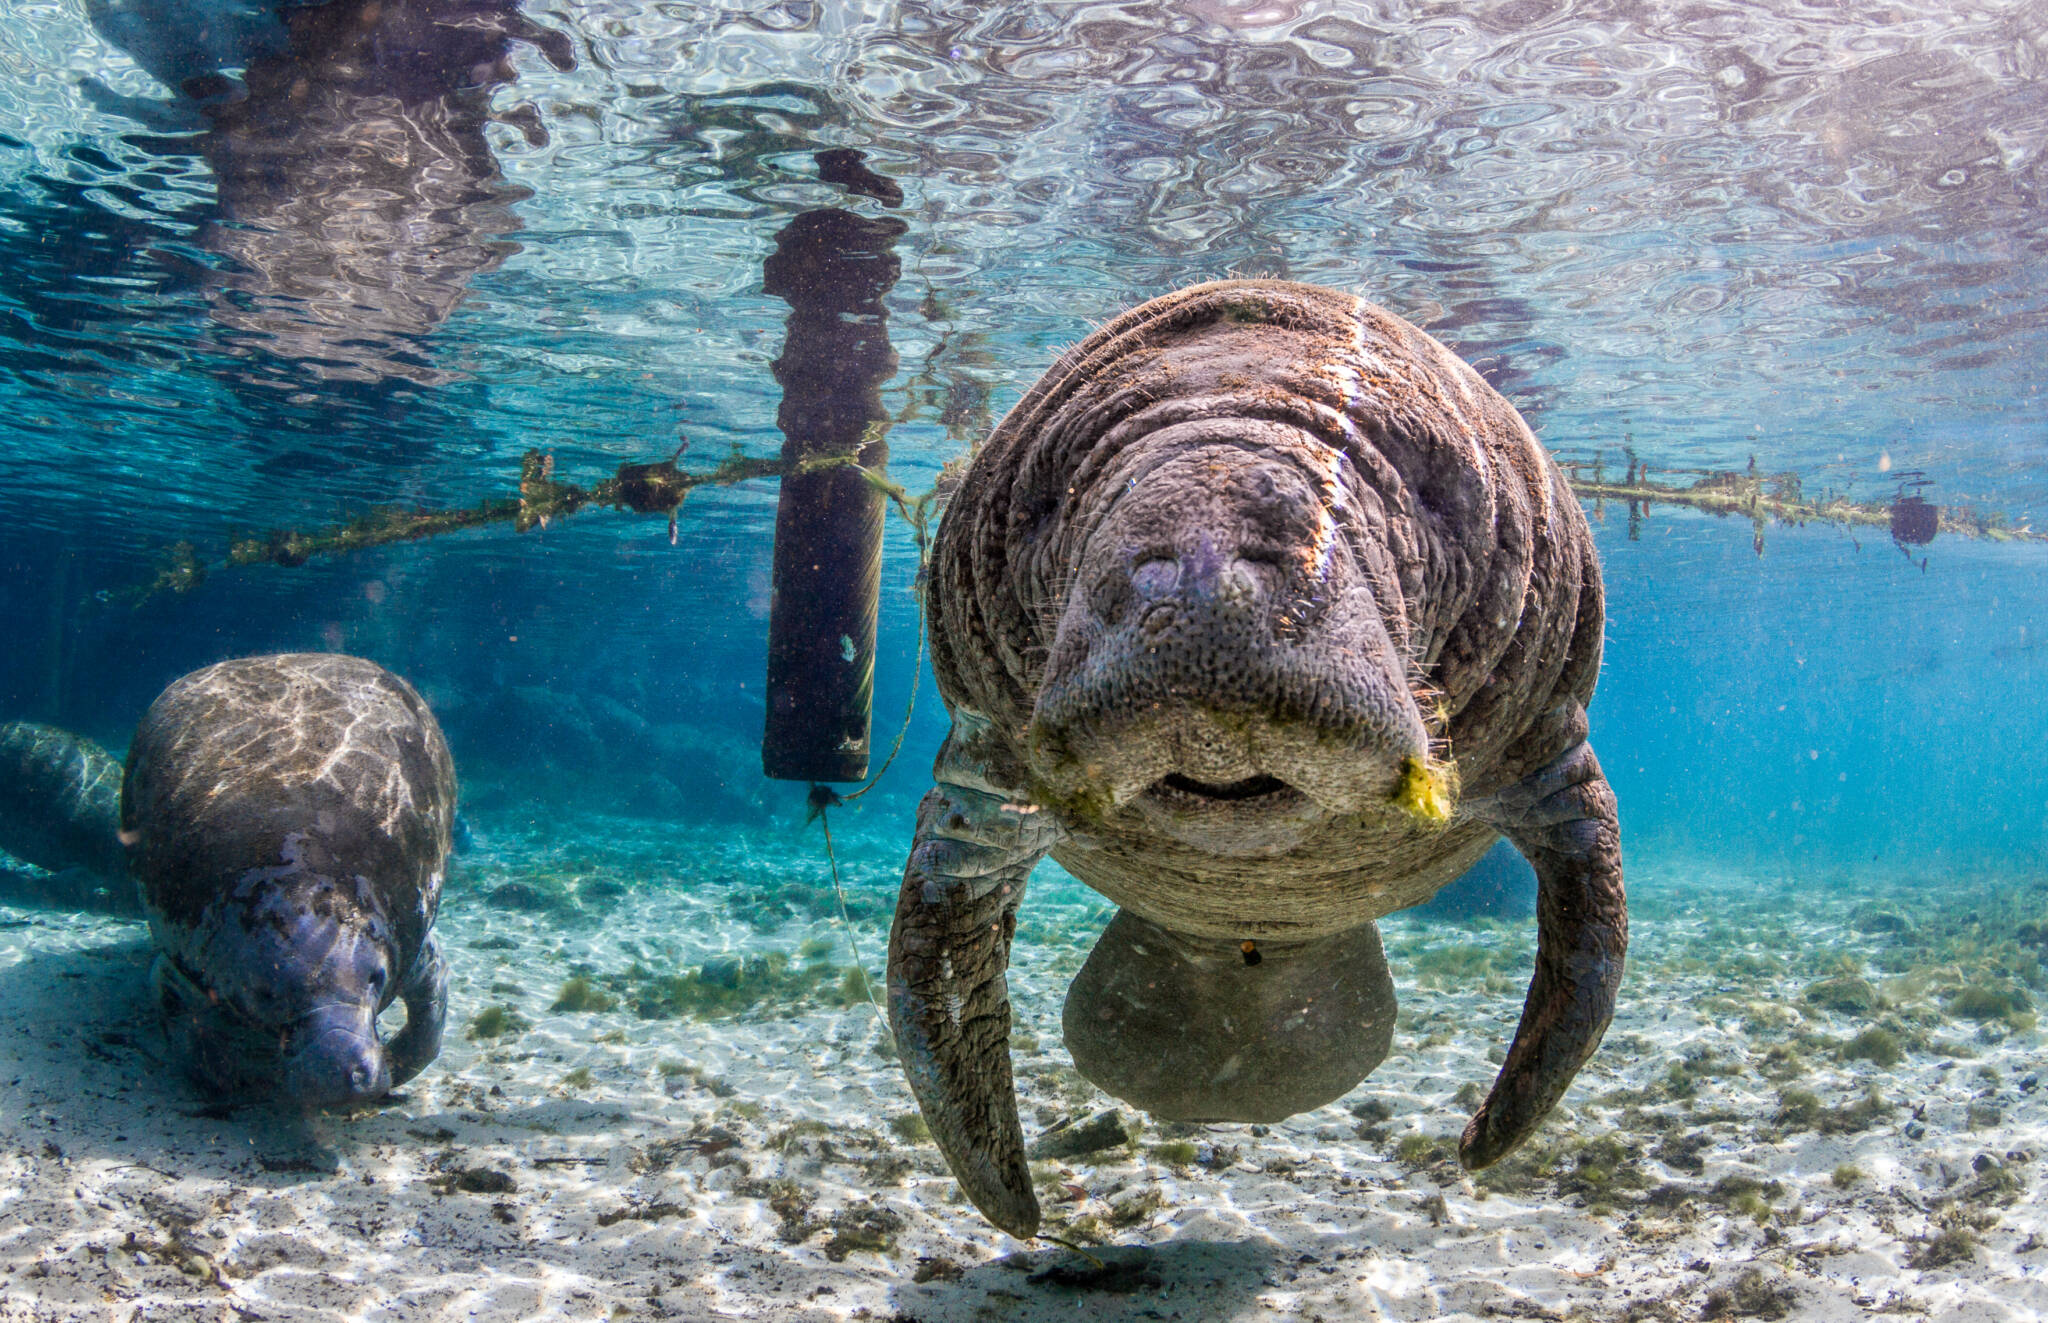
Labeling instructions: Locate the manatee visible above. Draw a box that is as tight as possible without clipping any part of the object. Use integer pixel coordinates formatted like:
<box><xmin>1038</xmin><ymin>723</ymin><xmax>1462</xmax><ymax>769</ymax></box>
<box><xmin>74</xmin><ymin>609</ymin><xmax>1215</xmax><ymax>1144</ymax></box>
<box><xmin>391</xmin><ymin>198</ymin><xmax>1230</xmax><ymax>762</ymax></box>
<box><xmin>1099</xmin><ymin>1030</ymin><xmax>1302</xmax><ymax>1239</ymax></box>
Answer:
<box><xmin>122</xmin><ymin>653</ymin><xmax>456</xmax><ymax>1106</ymax></box>
<box><xmin>0</xmin><ymin>721</ymin><xmax>138</xmax><ymax>913</ymax></box>
<box><xmin>886</xmin><ymin>280</ymin><xmax>1626</xmax><ymax>1237</ymax></box>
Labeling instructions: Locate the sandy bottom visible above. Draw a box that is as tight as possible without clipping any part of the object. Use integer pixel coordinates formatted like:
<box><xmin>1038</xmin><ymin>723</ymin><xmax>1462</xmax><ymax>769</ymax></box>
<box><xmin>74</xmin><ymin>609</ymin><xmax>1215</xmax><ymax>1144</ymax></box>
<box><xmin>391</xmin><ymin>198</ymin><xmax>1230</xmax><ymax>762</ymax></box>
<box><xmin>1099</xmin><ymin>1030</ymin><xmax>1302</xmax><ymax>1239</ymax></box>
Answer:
<box><xmin>1</xmin><ymin>812</ymin><xmax>2045</xmax><ymax>1322</ymax></box>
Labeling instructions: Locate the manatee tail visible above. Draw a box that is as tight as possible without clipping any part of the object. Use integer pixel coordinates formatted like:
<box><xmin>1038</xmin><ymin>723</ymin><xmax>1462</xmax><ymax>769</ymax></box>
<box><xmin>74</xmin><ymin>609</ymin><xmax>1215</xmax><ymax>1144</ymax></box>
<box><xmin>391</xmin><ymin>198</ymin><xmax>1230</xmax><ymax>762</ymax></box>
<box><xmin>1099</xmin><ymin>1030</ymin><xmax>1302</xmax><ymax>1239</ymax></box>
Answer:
<box><xmin>1063</xmin><ymin>910</ymin><xmax>1396</xmax><ymax>1124</ymax></box>
<box><xmin>1461</xmin><ymin>739</ymin><xmax>1626</xmax><ymax>1170</ymax></box>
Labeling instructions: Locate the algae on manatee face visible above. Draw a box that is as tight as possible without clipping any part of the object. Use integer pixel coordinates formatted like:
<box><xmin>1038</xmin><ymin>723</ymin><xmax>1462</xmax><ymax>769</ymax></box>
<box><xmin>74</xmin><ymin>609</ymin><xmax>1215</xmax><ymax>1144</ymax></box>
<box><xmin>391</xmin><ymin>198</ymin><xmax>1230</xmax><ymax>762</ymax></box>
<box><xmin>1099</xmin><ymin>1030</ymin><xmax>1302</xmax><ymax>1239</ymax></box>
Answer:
<box><xmin>1392</xmin><ymin>756</ymin><xmax>1456</xmax><ymax>824</ymax></box>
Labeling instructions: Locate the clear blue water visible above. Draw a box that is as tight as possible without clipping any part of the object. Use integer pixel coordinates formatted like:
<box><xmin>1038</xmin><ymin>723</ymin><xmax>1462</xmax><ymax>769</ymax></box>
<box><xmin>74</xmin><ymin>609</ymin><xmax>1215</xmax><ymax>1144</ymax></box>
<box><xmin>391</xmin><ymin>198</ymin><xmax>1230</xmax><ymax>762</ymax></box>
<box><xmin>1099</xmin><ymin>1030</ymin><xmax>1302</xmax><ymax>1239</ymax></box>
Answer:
<box><xmin>0</xmin><ymin>0</ymin><xmax>2045</xmax><ymax>1311</ymax></box>
<box><xmin>1</xmin><ymin>0</ymin><xmax>2040</xmax><ymax>873</ymax></box>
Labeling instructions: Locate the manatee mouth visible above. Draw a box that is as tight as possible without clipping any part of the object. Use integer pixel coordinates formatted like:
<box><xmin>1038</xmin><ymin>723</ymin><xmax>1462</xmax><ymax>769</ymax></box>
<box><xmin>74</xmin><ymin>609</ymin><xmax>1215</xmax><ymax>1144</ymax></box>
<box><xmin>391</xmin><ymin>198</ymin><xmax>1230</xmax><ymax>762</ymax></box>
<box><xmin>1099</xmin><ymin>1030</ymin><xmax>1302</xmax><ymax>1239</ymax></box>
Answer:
<box><xmin>1147</xmin><ymin>772</ymin><xmax>1304</xmax><ymax>809</ymax></box>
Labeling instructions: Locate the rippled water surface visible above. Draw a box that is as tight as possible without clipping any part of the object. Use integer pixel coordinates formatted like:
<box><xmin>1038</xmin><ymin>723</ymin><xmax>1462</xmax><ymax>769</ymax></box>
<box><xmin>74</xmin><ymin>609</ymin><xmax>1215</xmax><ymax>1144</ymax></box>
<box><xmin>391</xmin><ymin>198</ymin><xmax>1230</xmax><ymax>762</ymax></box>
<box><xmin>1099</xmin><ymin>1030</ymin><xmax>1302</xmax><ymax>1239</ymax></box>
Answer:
<box><xmin>2</xmin><ymin>0</ymin><xmax>2044</xmax><ymax>535</ymax></box>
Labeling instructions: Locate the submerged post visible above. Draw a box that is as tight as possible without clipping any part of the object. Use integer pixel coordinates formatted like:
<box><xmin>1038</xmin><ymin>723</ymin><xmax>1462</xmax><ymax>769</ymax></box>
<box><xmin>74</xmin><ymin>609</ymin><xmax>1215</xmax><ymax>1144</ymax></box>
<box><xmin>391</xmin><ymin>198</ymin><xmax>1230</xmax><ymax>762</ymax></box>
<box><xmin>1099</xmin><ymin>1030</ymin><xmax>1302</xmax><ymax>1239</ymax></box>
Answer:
<box><xmin>759</xmin><ymin>177</ymin><xmax>907</xmax><ymax>783</ymax></box>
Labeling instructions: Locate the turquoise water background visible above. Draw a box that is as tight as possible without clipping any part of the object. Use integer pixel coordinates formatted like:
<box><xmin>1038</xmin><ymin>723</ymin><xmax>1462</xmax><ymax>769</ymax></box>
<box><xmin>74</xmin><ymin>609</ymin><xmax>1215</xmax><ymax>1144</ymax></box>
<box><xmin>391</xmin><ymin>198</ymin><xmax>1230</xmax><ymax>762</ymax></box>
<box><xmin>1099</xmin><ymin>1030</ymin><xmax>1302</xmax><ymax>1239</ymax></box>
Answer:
<box><xmin>0</xmin><ymin>0</ymin><xmax>2043</xmax><ymax>889</ymax></box>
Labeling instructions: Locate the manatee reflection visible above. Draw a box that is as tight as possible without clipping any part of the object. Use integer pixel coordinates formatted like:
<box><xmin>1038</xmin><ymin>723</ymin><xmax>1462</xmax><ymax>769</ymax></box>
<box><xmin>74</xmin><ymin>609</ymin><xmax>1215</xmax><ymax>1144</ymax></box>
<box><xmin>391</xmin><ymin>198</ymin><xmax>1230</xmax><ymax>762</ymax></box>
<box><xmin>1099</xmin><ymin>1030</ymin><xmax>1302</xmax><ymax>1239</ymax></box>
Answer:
<box><xmin>91</xmin><ymin>0</ymin><xmax>572</xmax><ymax>384</ymax></box>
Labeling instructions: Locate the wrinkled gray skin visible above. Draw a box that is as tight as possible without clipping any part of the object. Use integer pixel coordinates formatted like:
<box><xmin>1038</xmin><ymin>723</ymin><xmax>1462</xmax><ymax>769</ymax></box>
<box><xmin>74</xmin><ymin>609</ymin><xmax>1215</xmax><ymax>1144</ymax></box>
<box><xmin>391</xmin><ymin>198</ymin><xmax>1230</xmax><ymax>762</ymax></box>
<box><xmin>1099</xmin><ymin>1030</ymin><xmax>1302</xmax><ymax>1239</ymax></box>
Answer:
<box><xmin>0</xmin><ymin>721</ymin><xmax>138</xmax><ymax>914</ymax></box>
<box><xmin>887</xmin><ymin>280</ymin><xmax>1626</xmax><ymax>1237</ymax></box>
<box><xmin>123</xmin><ymin>653</ymin><xmax>455</xmax><ymax>1107</ymax></box>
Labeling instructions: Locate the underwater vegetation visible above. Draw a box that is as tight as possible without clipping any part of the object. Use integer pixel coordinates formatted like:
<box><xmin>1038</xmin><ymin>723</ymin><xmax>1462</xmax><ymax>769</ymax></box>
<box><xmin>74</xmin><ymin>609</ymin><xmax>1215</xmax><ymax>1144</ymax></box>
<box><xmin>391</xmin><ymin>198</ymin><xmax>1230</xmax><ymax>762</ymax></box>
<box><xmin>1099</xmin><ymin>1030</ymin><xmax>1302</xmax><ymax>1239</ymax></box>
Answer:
<box><xmin>598</xmin><ymin>950</ymin><xmax>867</xmax><ymax>1020</ymax></box>
<box><xmin>550</xmin><ymin>977</ymin><xmax>616</xmax><ymax>1013</ymax></box>
<box><xmin>466</xmin><ymin>1004</ymin><xmax>532</xmax><ymax>1040</ymax></box>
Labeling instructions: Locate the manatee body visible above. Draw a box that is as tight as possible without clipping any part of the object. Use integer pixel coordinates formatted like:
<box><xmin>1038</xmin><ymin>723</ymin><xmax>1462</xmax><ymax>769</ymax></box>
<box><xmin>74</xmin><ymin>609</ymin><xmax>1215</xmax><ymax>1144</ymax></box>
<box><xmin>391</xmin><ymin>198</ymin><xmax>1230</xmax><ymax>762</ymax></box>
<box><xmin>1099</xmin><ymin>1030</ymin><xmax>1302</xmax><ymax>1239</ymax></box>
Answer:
<box><xmin>887</xmin><ymin>280</ymin><xmax>1627</xmax><ymax>1236</ymax></box>
<box><xmin>0</xmin><ymin>721</ymin><xmax>137</xmax><ymax>913</ymax></box>
<box><xmin>123</xmin><ymin>652</ymin><xmax>455</xmax><ymax>1106</ymax></box>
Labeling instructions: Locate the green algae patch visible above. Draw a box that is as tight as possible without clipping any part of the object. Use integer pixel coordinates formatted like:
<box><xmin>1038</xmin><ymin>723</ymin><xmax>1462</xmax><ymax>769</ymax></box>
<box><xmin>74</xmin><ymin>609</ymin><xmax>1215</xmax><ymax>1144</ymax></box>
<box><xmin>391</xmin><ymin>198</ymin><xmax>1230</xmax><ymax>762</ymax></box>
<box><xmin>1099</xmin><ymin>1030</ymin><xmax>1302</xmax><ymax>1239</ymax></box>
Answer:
<box><xmin>466</xmin><ymin>1003</ymin><xmax>532</xmax><ymax>1040</ymax></box>
<box><xmin>1803</xmin><ymin>975</ymin><xmax>1881</xmax><ymax>1015</ymax></box>
<box><xmin>1852</xmin><ymin>910</ymin><xmax>1914</xmax><ymax>936</ymax></box>
<box><xmin>1700</xmin><ymin>1268</ymin><xmax>1797</xmax><ymax>1320</ymax></box>
<box><xmin>1472</xmin><ymin>1139</ymin><xmax>1559</xmax><ymax>1195</ymax></box>
<box><xmin>1555</xmin><ymin>1133</ymin><xmax>1652</xmax><ymax>1213</ymax></box>
<box><xmin>625</xmin><ymin>952</ymin><xmax>866</xmax><ymax>1020</ymax></box>
<box><xmin>1947</xmin><ymin>984</ymin><xmax>2033</xmax><ymax>1026</ymax></box>
<box><xmin>1775</xmin><ymin>1085</ymin><xmax>1897</xmax><ymax>1134</ymax></box>
<box><xmin>821</xmin><ymin>1201</ymin><xmax>905</xmax><ymax>1262</ymax></box>
<box><xmin>1394</xmin><ymin>1132</ymin><xmax>1451</xmax><ymax>1167</ymax></box>
<box><xmin>1108</xmin><ymin>1186</ymin><xmax>1168</xmax><ymax>1227</ymax></box>
<box><xmin>1773</xmin><ymin>1087</ymin><xmax>1821</xmax><ymax>1129</ymax></box>
<box><xmin>576</xmin><ymin>877</ymin><xmax>628</xmax><ymax>909</ymax></box>
<box><xmin>1411</xmin><ymin>943</ymin><xmax>1497</xmax><ymax>985</ymax></box>
<box><xmin>1471</xmin><ymin>1131</ymin><xmax>1648</xmax><ymax>1211</ymax></box>
<box><xmin>1908</xmin><ymin>1226</ymin><xmax>1977</xmax><ymax>1270</ymax></box>
<box><xmin>1712</xmin><ymin>1179</ymin><xmax>1777</xmax><ymax>1228</ymax></box>
<box><xmin>1840</xmin><ymin>1026</ymin><xmax>1904</xmax><ymax>1067</ymax></box>
<box><xmin>551</xmin><ymin>977</ymin><xmax>617</xmax><ymax>1013</ymax></box>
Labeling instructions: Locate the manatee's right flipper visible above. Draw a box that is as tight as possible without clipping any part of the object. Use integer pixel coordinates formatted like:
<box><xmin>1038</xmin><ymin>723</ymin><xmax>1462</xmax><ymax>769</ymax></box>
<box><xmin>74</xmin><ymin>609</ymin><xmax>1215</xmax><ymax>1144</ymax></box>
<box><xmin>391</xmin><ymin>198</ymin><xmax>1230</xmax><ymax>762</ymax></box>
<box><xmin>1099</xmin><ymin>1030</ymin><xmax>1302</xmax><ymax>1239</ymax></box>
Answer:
<box><xmin>386</xmin><ymin>931</ymin><xmax>447</xmax><ymax>1089</ymax></box>
<box><xmin>1462</xmin><ymin>738</ymin><xmax>1627</xmax><ymax>1169</ymax></box>
<box><xmin>152</xmin><ymin>953</ymin><xmax>272</xmax><ymax>1098</ymax></box>
<box><xmin>1064</xmin><ymin>910</ymin><xmax>1396</xmax><ymax>1124</ymax></box>
<box><xmin>886</xmin><ymin>719</ymin><xmax>1064</xmax><ymax>1239</ymax></box>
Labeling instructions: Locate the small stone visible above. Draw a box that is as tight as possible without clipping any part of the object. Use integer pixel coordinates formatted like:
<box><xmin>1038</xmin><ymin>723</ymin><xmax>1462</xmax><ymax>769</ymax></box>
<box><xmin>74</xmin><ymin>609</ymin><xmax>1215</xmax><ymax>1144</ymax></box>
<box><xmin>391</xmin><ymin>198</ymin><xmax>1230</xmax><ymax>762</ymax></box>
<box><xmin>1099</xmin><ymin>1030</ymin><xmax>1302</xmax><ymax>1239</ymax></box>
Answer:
<box><xmin>1903</xmin><ymin>1120</ymin><xmax>1927</xmax><ymax>1141</ymax></box>
<box><xmin>1028</xmin><ymin>1109</ymin><xmax>1131</xmax><ymax>1160</ymax></box>
<box><xmin>912</xmin><ymin>1256</ymin><xmax>964</xmax><ymax>1284</ymax></box>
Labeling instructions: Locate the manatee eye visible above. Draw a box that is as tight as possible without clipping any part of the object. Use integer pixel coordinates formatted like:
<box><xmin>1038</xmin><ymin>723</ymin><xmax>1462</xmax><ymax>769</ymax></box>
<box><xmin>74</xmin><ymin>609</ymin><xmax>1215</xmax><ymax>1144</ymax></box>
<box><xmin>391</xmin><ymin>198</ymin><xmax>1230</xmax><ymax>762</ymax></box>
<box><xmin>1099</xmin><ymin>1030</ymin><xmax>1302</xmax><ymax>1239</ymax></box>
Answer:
<box><xmin>1089</xmin><ymin>569</ymin><xmax>1133</xmax><ymax>624</ymax></box>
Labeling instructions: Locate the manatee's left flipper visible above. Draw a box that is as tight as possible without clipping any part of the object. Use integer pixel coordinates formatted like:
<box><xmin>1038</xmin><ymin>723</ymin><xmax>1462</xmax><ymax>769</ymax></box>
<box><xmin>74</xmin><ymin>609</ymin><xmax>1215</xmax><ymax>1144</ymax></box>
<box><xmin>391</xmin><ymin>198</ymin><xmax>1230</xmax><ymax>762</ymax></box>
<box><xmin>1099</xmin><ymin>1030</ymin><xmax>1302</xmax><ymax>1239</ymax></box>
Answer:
<box><xmin>887</xmin><ymin>720</ymin><xmax>1065</xmax><ymax>1239</ymax></box>
<box><xmin>385</xmin><ymin>932</ymin><xmax>447</xmax><ymax>1089</ymax></box>
<box><xmin>1461</xmin><ymin>738</ymin><xmax>1626</xmax><ymax>1169</ymax></box>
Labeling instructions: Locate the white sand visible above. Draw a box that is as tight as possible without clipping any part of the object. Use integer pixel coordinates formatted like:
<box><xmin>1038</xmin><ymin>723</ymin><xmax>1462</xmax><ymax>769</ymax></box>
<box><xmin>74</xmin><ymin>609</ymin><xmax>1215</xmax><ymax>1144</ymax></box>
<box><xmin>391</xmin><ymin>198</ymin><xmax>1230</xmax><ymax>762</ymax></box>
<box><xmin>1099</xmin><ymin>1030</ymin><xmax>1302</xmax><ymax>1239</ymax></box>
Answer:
<box><xmin>1</xmin><ymin>819</ymin><xmax>2044</xmax><ymax>1322</ymax></box>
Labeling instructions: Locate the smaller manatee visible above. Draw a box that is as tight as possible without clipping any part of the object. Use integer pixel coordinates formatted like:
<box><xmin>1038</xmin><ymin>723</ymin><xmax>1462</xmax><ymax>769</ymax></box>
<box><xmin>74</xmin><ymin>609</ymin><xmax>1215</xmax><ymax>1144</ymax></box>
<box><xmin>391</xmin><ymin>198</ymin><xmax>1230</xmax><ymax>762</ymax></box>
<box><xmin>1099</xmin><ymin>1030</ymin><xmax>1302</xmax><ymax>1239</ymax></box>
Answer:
<box><xmin>0</xmin><ymin>721</ymin><xmax>137</xmax><ymax>914</ymax></box>
<box><xmin>122</xmin><ymin>652</ymin><xmax>456</xmax><ymax>1106</ymax></box>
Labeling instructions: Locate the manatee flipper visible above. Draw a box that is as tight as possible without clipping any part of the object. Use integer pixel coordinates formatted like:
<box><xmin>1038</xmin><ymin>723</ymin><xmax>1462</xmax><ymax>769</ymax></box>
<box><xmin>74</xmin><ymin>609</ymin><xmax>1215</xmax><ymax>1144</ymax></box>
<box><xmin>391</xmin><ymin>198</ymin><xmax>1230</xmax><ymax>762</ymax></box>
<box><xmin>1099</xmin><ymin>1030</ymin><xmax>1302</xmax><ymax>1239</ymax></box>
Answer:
<box><xmin>152</xmin><ymin>953</ymin><xmax>274</xmax><ymax>1097</ymax></box>
<box><xmin>1461</xmin><ymin>737</ymin><xmax>1626</xmax><ymax>1169</ymax></box>
<box><xmin>386</xmin><ymin>930</ymin><xmax>446</xmax><ymax>1090</ymax></box>
<box><xmin>886</xmin><ymin>719</ymin><xmax>1063</xmax><ymax>1239</ymax></box>
<box><xmin>1065</xmin><ymin>910</ymin><xmax>1396</xmax><ymax>1124</ymax></box>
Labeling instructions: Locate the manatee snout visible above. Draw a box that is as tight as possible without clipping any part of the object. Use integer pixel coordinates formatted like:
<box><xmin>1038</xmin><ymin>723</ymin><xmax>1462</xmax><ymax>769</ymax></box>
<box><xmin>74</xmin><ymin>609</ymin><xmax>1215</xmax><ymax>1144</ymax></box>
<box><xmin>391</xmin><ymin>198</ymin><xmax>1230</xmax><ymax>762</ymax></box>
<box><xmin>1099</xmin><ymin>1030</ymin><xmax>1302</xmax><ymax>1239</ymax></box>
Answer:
<box><xmin>161</xmin><ymin>906</ymin><xmax>401</xmax><ymax>1105</ymax></box>
<box><xmin>281</xmin><ymin>1001</ymin><xmax>392</xmax><ymax>1105</ymax></box>
<box><xmin>1027</xmin><ymin>441</ymin><xmax>1432</xmax><ymax>842</ymax></box>
<box><xmin>275</xmin><ymin>926</ymin><xmax>398</xmax><ymax>1105</ymax></box>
